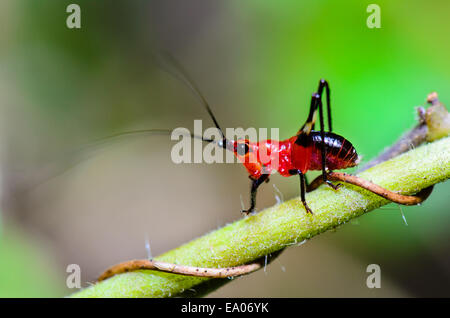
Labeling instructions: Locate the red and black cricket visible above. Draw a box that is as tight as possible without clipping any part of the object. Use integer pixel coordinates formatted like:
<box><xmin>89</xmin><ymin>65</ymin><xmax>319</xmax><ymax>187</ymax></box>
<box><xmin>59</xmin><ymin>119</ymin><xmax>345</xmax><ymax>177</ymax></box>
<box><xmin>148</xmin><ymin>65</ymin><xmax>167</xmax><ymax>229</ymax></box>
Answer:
<box><xmin>205</xmin><ymin>80</ymin><xmax>358</xmax><ymax>215</ymax></box>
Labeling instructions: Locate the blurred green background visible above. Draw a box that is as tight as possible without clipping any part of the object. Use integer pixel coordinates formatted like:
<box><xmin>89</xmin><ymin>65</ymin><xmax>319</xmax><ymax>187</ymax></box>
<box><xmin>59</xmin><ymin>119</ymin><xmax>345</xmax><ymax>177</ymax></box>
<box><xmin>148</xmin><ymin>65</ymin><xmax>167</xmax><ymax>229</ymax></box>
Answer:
<box><xmin>0</xmin><ymin>0</ymin><xmax>449</xmax><ymax>297</ymax></box>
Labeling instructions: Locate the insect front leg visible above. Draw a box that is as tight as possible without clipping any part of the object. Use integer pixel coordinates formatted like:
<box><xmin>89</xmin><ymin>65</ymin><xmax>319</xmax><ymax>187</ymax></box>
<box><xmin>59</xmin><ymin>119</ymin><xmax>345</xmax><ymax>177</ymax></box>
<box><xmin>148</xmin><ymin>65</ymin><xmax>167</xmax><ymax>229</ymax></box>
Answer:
<box><xmin>241</xmin><ymin>174</ymin><xmax>270</xmax><ymax>215</ymax></box>
<box><xmin>299</xmin><ymin>171</ymin><xmax>313</xmax><ymax>214</ymax></box>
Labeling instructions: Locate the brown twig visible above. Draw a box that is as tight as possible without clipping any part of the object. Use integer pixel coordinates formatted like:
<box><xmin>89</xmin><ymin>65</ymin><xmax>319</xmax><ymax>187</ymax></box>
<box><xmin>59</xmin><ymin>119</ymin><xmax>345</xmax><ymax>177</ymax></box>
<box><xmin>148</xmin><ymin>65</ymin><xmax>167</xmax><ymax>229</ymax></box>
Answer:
<box><xmin>307</xmin><ymin>171</ymin><xmax>434</xmax><ymax>205</ymax></box>
<box><xmin>97</xmin><ymin>251</ymin><xmax>282</xmax><ymax>282</ymax></box>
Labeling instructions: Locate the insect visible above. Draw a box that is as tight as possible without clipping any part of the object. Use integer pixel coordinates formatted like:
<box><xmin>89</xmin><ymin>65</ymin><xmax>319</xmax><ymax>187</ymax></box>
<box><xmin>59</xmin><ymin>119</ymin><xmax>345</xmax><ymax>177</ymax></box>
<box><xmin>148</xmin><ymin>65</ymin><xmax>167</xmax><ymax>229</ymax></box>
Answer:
<box><xmin>160</xmin><ymin>55</ymin><xmax>358</xmax><ymax>215</ymax></box>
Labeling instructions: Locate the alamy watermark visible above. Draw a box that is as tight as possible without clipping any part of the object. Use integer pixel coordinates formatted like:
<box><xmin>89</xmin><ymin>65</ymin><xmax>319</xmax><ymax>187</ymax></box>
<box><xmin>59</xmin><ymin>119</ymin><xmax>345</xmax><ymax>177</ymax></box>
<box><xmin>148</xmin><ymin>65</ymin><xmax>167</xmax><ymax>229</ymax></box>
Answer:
<box><xmin>366</xmin><ymin>4</ymin><xmax>381</xmax><ymax>29</ymax></box>
<box><xmin>66</xmin><ymin>4</ymin><xmax>81</xmax><ymax>29</ymax></box>
<box><xmin>66</xmin><ymin>264</ymin><xmax>81</xmax><ymax>289</ymax></box>
<box><xmin>366</xmin><ymin>264</ymin><xmax>381</xmax><ymax>288</ymax></box>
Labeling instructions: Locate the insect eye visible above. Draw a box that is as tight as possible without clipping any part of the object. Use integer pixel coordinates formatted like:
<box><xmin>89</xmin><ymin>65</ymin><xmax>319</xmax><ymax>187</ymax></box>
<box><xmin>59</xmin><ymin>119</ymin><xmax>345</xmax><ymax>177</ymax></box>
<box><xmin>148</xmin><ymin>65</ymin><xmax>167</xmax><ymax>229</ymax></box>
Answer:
<box><xmin>237</xmin><ymin>143</ymin><xmax>250</xmax><ymax>156</ymax></box>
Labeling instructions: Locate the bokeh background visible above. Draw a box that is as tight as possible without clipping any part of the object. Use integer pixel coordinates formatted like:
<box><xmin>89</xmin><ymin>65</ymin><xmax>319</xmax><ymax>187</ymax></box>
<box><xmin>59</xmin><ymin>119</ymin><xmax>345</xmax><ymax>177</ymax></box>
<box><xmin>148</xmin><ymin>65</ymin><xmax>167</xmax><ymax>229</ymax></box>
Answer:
<box><xmin>0</xmin><ymin>0</ymin><xmax>449</xmax><ymax>297</ymax></box>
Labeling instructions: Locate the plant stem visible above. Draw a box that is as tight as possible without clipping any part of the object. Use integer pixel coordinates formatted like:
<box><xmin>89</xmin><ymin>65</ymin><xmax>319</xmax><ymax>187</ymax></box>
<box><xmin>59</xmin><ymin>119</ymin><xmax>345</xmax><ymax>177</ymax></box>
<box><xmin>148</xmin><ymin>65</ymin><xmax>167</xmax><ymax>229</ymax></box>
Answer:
<box><xmin>72</xmin><ymin>136</ymin><xmax>450</xmax><ymax>298</ymax></box>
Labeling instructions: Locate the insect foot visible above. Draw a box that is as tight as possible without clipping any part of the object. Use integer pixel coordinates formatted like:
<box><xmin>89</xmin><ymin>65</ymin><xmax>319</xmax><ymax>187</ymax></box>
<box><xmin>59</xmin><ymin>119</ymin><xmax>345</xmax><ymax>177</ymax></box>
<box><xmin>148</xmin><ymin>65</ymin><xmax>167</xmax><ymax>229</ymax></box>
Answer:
<box><xmin>326</xmin><ymin>180</ymin><xmax>341</xmax><ymax>190</ymax></box>
<box><xmin>241</xmin><ymin>208</ymin><xmax>254</xmax><ymax>215</ymax></box>
<box><xmin>300</xmin><ymin>201</ymin><xmax>314</xmax><ymax>215</ymax></box>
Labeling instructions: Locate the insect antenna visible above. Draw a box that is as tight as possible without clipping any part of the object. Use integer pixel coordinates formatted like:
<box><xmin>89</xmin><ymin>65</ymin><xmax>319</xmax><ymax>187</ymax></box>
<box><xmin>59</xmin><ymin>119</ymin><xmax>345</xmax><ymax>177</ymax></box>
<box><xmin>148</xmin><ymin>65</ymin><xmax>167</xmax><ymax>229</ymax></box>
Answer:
<box><xmin>87</xmin><ymin>129</ymin><xmax>214</xmax><ymax>146</ymax></box>
<box><xmin>56</xmin><ymin>128</ymin><xmax>217</xmax><ymax>172</ymax></box>
<box><xmin>18</xmin><ymin>52</ymin><xmax>228</xmax><ymax>193</ymax></box>
<box><xmin>156</xmin><ymin>51</ymin><xmax>228</xmax><ymax>145</ymax></box>
<box><xmin>19</xmin><ymin>129</ymin><xmax>215</xmax><ymax>194</ymax></box>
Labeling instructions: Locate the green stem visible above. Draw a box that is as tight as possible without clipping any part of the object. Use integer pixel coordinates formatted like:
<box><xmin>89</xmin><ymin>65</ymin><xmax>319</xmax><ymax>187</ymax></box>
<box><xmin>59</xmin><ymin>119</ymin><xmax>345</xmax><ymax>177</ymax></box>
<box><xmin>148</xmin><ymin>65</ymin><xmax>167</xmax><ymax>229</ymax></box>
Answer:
<box><xmin>72</xmin><ymin>136</ymin><xmax>450</xmax><ymax>298</ymax></box>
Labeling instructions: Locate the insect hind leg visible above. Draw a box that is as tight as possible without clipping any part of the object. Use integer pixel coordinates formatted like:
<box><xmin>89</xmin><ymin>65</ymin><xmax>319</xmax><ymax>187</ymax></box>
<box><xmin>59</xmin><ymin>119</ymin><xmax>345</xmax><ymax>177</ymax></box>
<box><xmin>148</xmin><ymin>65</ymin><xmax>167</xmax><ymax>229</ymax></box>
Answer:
<box><xmin>315</xmin><ymin>84</ymin><xmax>341</xmax><ymax>191</ymax></box>
<box><xmin>317</xmin><ymin>79</ymin><xmax>332</xmax><ymax>132</ymax></box>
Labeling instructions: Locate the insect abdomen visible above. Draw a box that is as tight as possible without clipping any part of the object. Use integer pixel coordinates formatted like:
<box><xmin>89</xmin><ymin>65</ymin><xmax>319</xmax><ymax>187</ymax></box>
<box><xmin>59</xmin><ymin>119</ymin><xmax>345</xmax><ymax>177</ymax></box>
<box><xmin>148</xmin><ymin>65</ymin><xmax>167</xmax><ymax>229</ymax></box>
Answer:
<box><xmin>309</xmin><ymin>131</ymin><xmax>359</xmax><ymax>170</ymax></box>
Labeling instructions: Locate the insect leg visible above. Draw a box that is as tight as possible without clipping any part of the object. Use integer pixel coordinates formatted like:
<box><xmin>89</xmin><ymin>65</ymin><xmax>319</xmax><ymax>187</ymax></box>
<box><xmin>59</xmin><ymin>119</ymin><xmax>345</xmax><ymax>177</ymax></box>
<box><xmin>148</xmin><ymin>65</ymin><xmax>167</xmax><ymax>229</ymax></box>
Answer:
<box><xmin>297</xmin><ymin>81</ymin><xmax>337</xmax><ymax>190</ymax></box>
<box><xmin>317</xmin><ymin>97</ymin><xmax>341</xmax><ymax>190</ymax></box>
<box><xmin>242</xmin><ymin>174</ymin><xmax>270</xmax><ymax>214</ymax></box>
<box><xmin>299</xmin><ymin>93</ymin><xmax>320</xmax><ymax>135</ymax></box>
<box><xmin>299</xmin><ymin>171</ymin><xmax>313</xmax><ymax>214</ymax></box>
<box><xmin>316</xmin><ymin>79</ymin><xmax>332</xmax><ymax>132</ymax></box>
<box><xmin>303</xmin><ymin>79</ymin><xmax>331</xmax><ymax>132</ymax></box>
